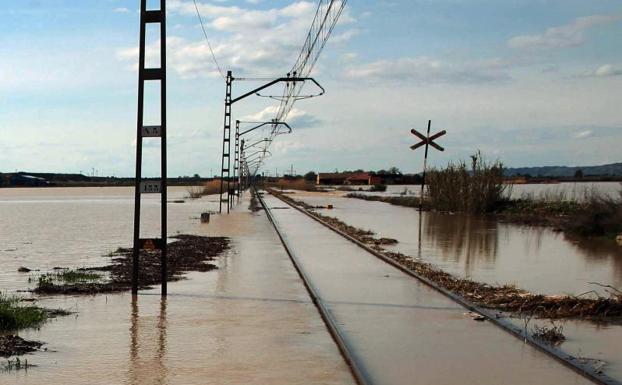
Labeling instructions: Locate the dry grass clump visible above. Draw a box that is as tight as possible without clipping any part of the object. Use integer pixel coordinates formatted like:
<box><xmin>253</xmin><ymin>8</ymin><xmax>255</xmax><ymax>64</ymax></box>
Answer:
<box><xmin>203</xmin><ymin>179</ymin><xmax>226</xmax><ymax>195</ymax></box>
<box><xmin>532</xmin><ymin>323</ymin><xmax>566</xmax><ymax>345</ymax></box>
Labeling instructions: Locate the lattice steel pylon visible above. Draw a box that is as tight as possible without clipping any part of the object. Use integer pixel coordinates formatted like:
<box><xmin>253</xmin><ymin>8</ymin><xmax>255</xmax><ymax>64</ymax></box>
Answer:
<box><xmin>132</xmin><ymin>0</ymin><xmax>168</xmax><ymax>296</ymax></box>
<box><xmin>219</xmin><ymin>71</ymin><xmax>233</xmax><ymax>214</ymax></box>
<box><xmin>218</xmin><ymin>74</ymin><xmax>319</xmax><ymax>213</ymax></box>
<box><xmin>232</xmin><ymin>120</ymin><xmax>240</xmax><ymax>205</ymax></box>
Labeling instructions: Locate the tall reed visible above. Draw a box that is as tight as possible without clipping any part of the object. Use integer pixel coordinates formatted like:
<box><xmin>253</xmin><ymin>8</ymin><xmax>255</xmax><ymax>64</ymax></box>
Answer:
<box><xmin>426</xmin><ymin>152</ymin><xmax>507</xmax><ymax>213</ymax></box>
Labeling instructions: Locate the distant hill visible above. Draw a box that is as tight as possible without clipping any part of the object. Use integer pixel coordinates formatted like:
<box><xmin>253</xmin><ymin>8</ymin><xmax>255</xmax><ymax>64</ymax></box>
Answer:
<box><xmin>504</xmin><ymin>162</ymin><xmax>622</xmax><ymax>177</ymax></box>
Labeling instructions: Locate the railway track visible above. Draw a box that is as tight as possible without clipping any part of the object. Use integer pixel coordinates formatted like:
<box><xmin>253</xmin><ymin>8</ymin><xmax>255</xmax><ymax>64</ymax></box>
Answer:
<box><xmin>258</xmin><ymin>188</ymin><xmax>620</xmax><ymax>385</ymax></box>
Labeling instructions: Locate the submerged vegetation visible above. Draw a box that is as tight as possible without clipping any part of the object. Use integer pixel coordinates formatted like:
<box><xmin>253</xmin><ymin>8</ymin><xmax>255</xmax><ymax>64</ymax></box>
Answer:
<box><xmin>0</xmin><ymin>295</ymin><xmax>70</xmax><ymax>358</ymax></box>
<box><xmin>426</xmin><ymin>152</ymin><xmax>507</xmax><ymax>213</ymax></box>
<box><xmin>345</xmin><ymin>152</ymin><xmax>622</xmax><ymax>239</ymax></box>
<box><xmin>0</xmin><ymin>294</ymin><xmax>46</xmax><ymax>331</ymax></box>
<box><xmin>532</xmin><ymin>323</ymin><xmax>566</xmax><ymax>346</ymax></box>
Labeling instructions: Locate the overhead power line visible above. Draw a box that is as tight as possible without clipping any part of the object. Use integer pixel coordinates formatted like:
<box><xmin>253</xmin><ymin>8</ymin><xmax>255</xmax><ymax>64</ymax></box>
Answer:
<box><xmin>193</xmin><ymin>0</ymin><xmax>226</xmax><ymax>80</ymax></box>
<box><xmin>248</xmin><ymin>0</ymin><xmax>348</xmax><ymax>176</ymax></box>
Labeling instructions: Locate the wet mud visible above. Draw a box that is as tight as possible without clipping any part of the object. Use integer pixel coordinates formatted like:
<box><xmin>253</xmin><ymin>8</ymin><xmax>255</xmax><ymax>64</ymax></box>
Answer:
<box><xmin>34</xmin><ymin>235</ymin><xmax>230</xmax><ymax>295</ymax></box>
<box><xmin>0</xmin><ymin>336</ymin><xmax>43</xmax><ymax>358</ymax></box>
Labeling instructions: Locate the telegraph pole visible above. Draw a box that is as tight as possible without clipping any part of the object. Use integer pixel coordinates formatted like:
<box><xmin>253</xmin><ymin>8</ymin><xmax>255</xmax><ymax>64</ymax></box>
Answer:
<box><xmin>132</xmin><ymin>0</ymin><xmax>168</xmax><ymax>296</ymax></box>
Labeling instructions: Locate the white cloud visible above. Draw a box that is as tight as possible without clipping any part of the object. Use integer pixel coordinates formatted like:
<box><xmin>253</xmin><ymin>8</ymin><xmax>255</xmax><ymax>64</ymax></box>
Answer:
<box><xmin>113</xmin><ymin>7</ymin><xmax>130</xmax><ymax>13</ymax></box>
<box><xmin>593</xmin><ymin>64</ymin><xmax>622</xmax><ymax>77</ymax></box>
<box><xmin>574</xmin><ymin>130</ymin><xmax>593</xmax><ymax>139</ymax></box>
<box><xmin>343</xmin><ymin>57</ymin><xmax>511</xmax><ymax>84</ymax></box>
<box><xmin>118</xmin><ymin>1</ymin><xmax>342</xmax><ymax>78</ymax></box>
<box><xmin>329</xmin><ymin>28</ymin><xmax>360</xmax><ymax>45</ymax></box>
<box><xmin>508</xmin><ymin>14</ymin><xmax>622</xmax><ymax>50</ymax></box>
<box><xmin>242</xmin><ymin>105</ymin><xmax>319</xmax><ymax>128</ymax></box>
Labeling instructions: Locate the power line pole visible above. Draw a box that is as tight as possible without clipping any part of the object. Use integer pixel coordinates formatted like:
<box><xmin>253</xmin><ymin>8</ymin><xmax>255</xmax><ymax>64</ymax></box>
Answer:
<box><xmin>132</xmin><ymin>0</ymin><xmax>168</xmax><ymax>296</ymax></box>
<box><xmin>219</xmin><ymin>71</ymin><xmax>233</xmax><ymax>214</ymax></box>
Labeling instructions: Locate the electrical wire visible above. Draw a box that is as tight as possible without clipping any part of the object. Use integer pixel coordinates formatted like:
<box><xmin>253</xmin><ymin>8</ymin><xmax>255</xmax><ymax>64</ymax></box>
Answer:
<box><xmin>193</xmin><ymin>0</ymin><xmax>226</xmax><ymax>80</ymax></box>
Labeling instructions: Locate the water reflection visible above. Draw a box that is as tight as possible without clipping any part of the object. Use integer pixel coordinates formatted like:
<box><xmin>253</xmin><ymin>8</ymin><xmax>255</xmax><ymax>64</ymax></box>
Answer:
<box><xmin>128</xmin><ymin>296</ymin><xmax>168</xmax><ymax>385</ymax></box>
<box><xmin>423</xmin><ymin>212</ymin><xmax>499</xmax><ymax>276</ymax></box>
<box><xmin>566</xmin><ymin>235</ymin><xmax>622</xmax><ymax>284</ymax></box>
<box><xmin>421</xmin><ymin>210</ymin><xmax>622</xmax><ymax>293</ymax></box>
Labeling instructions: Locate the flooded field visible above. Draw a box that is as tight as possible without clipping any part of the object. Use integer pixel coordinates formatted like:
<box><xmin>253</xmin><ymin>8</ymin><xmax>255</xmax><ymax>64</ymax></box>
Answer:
<box><xmin>0</xmin><ymin>186</ymin><xmax>219</xmax><ymax>292</ymax></box>
<box><xmin>1</xmin><ymin>189</ymin><xmax>354</xmax><ymax>384</ymax></box>
<box><xmin>341</xmin><ymin>181</ymin><xmax>621</xmax><ymax>201</ymax></box>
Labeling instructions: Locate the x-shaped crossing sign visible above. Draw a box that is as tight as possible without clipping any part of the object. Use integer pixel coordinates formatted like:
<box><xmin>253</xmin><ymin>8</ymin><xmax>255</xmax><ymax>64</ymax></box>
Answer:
<box><xmin>409</xmin><ymin>120</ymin><xmax>447</xmax><ymax>211</ymax></box>
<box><xmin>410</xmin><ymin>128</ymin><xmax>446</xmax><ymax>152</ymax></box>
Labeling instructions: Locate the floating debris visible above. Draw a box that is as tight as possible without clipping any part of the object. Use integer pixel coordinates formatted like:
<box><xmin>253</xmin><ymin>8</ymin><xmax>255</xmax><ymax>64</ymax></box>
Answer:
<box><xmin>33</xmin><ymin>235</ymin><xmax>229</xmax><ymax>295</ymax></box>
<box><xmin>0</xmin><ymin>336</ymin><xmax>43</xmax><ymax>358</ymax></box>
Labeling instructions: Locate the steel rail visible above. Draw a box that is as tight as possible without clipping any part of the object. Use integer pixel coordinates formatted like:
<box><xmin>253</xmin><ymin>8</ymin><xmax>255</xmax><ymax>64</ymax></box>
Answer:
<box><xmin>256</xmin><ymin>189</ymin><xmax>372</xmax><ymax>385</ymax></box>
<box><xmin>268</xmin><ymin>190</ymin><xmax>621</xmax><ymax>385</ymax></box>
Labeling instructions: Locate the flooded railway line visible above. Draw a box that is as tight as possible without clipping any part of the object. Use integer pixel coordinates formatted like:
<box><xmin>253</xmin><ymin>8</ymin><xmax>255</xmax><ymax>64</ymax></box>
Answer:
<box><xmin>260</xmin><ymin>189</ymin><xmax>618</xmax><ymax>385</ymax></box>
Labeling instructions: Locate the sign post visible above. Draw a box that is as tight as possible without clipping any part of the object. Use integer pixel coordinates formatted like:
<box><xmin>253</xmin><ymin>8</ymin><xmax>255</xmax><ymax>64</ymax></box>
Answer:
<box><xmin>410</xmin><ymin>120</ymin><xmax>446</xmax><ymax>211</ymax></box>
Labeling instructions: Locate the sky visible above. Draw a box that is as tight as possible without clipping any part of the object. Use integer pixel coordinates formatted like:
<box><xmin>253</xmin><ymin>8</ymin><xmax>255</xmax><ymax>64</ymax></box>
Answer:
<box><xmin>0</xmin><ymin>0</ymin><xmax>621</xmax><ymax>177</ymax></box>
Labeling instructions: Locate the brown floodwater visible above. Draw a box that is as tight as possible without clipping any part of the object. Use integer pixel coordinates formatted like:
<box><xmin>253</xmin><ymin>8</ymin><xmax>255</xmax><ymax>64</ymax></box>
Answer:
<box><xmin>287</xmin><ymin>190</ymin><xmax>622</xmax><ymax>381</ymax></box>
<box><xmin>3</xmin><ymin>191</ymin><xmax>355</xmax><ymax>385</ymax></box>
<box><xmin>262</xmin><ymin>194</ymin><xmax>595</xmax><ymax>385</ymax></box>
<box><xmin>291</xmin><ymin>191</ymin><xmax>622</xmax><ymax>296</ymax></box>
<box><xmin>0</xmin><ymin>186</ymin><xmax>218</xmax><ymax>292</ymax></box>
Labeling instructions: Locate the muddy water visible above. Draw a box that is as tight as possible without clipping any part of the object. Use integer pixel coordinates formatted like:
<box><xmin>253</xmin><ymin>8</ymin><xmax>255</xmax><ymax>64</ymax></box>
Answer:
<box><xmin>292</xmin><ymin>191</ymin><xmax>622</xmax><ymax>296</ymax></box>
<box><xmin>0</xmin><ymin>186</ymin><xmax>219</xmax><ymax>292</ymax></box>
<box><xmin>4</xmin><ymin>193</ymin><xmax>355</xmax><ymax>384</ymax></box>
<box><xmin>344</xmin><ymin>181</ymin><xmax>621</xmax><ymax>200</ymax></box>
<box><xmin>289</xmin><ymin>190</ymin><xmax>622</xmax><ymax>381</ymax></box>
<box><xmin>263</xmin><ymin>194</ymin><xmax>594</xmax><ymax>385</ymax></box>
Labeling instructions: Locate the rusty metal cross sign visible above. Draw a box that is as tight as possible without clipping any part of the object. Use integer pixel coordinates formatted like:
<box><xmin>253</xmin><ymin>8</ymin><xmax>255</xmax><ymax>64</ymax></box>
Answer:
<box><xmin>410</xmin><ymin>120</ymin><xmax>446</xmax><ymax>211</ymax></box>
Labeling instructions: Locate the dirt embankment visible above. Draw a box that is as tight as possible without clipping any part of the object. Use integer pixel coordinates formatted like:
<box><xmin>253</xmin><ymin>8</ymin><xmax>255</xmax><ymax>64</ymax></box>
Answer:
<box><xmin>34</xmin><ymin>235</ymin><xmax>230</xmax><ymax>295</ymax></box>
<box><xmin>270</xmin><ymin>189</ymin><xmax>622</xmax><ymax>320</ymax></box>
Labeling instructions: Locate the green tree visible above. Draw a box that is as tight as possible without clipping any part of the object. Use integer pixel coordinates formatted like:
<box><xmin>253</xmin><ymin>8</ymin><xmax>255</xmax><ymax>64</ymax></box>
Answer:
<box><xmin>304</xmin><ymin>171</ymin><xmax>317</xmax><ymax>182</ymax></box>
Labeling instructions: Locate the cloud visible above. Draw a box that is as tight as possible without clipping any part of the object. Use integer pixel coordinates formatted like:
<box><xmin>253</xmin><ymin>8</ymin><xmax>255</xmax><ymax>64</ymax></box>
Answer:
<box><xmin>593</xmin><ymin>64</ymin><xmax>622</xmax><ymax>77</ymax></box>
<box><xmin>343</xmin><ymin>57</ymin><xmax>511</xmax><ymax>84</ymax></box>
<box><xmin>508</xmin><ymin>14</ymin><xmax>622</xmax><ymax>50</ymax></box>
<box><xmin>242</xmin><ymin>105</ymin><xmax>320</xmax><ymax>129</ymax></box>
<box><xmin>574</xmin><ymin>130</ymin><xmax>593</xmax><ymax>139</ymax></box>
<box><xmin>117</xmin><ymin>1</ymin><xmax>348</xmax><ymax>78</ymax></box>
<box><xmin>113</xmin><ymin>7</ymin><xmax>130</xmax><ymax>13</ymax></box>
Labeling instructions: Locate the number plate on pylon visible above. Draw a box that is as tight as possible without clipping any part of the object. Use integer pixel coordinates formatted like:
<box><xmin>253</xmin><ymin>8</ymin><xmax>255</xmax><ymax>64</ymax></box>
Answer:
<box><xmin>140</xmin><ymin>181</ymin><xmax>162</xmax><ymax>194</ymax></box>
